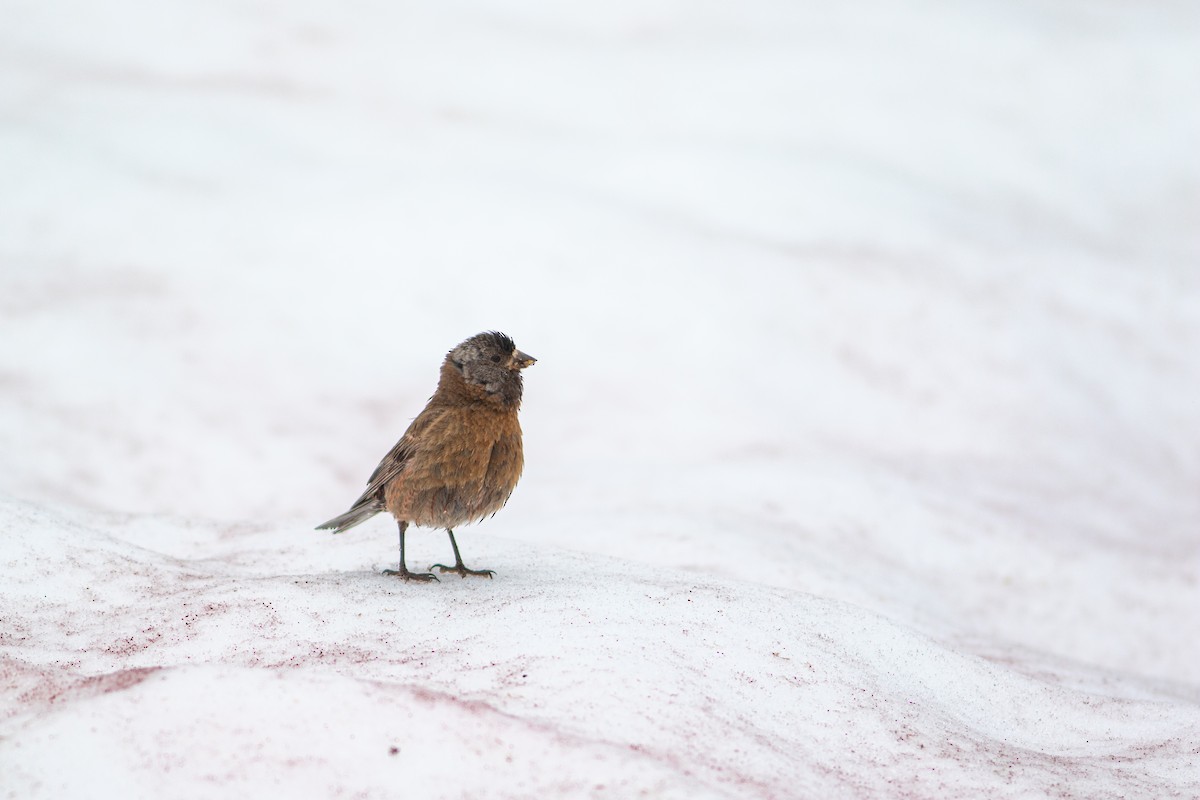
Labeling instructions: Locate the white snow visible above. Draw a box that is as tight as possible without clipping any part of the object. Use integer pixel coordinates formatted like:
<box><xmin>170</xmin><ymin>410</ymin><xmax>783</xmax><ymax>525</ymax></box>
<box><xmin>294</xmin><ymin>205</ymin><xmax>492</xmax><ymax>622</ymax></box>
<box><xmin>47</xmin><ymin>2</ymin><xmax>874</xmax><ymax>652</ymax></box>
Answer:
<box><xmin>2</xmin><ymin>1</ymin><xmax>1199</xmax><ymax>798</ymax></box>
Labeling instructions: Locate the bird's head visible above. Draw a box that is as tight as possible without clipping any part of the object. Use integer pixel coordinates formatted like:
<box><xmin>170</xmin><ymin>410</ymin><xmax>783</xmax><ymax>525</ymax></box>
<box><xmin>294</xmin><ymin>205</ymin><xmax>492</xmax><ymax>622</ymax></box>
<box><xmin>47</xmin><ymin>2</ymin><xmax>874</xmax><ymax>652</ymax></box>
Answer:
<box><xmin>444</xmin><ymin>331</ymin><xmax>535</xmax><ymax>406</ymax></box>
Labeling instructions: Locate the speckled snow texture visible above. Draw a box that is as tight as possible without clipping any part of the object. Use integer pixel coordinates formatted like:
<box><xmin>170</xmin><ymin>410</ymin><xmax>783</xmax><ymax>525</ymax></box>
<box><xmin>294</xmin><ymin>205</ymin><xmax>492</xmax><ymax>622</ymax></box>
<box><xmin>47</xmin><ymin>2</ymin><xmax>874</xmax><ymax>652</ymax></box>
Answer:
<box><xmin>3</xmin><ymin>501</ymin><xmax>1198</xmax><ymax>799</ymax></box>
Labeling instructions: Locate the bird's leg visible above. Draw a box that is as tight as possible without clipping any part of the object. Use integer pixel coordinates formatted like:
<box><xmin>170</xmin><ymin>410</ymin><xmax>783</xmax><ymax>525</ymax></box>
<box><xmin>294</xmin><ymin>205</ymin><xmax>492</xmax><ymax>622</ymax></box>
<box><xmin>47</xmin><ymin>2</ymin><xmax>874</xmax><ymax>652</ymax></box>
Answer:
<box><xmin>431</xmin><ymin>530</ymin><xmax>495</xmax><ymax>578</ymax></box>
<box><xmin>383</xmin><ymin>520</ymin><xmax>439</xmax><ymax>582</ymax></box>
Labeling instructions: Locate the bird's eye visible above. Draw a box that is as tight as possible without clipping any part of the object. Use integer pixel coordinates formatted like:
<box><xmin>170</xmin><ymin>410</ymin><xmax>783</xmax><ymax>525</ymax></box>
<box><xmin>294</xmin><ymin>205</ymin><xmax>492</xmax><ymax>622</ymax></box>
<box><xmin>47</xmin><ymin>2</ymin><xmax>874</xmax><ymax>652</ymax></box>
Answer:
<box><xmin>490</xmin><ymin>355</ymin><xmax>501</xmax><ymax>363</ymax></box>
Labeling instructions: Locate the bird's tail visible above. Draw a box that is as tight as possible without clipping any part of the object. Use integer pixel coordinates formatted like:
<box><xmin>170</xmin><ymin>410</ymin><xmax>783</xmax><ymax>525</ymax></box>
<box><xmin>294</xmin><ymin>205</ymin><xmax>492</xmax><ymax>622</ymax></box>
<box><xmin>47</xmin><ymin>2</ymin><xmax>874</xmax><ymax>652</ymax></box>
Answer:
<box><xmin>315</xmin><ymin>500</ymin><xmax>383</xmax><ymax>534</ymax></box>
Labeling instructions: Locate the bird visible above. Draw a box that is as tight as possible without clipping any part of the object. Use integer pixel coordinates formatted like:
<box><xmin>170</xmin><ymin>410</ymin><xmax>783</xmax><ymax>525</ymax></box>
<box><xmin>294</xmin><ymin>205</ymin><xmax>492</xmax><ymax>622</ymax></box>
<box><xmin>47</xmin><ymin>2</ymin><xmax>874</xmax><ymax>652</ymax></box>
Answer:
<box><xmin>316</xmin><ymin>331</ymin><xmax>535</xmax><ymax>581</ymax></box>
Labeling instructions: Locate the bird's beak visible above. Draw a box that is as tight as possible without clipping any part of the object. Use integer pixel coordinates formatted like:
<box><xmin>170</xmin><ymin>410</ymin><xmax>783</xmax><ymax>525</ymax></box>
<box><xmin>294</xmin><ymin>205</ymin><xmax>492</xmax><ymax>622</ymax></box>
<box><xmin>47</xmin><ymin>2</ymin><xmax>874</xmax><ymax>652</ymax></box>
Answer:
<box><xmin>513</xmin><ymin>350</ymin><xmax>536</xmax><ymax>369</ymax></box>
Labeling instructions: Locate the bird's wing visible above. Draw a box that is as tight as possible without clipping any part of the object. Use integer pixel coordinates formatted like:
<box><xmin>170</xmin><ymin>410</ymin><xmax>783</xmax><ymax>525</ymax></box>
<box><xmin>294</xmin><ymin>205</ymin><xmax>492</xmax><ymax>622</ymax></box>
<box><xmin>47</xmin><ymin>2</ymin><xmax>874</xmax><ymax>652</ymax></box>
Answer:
<box><xmin>360</xmin><ymin>435</ymin><xmax>416</xmax><ymax>501</ymax></box>
<box><xmin>355</xmin><ymin>403</ymin><xmax>446</xmax><ymax>503</ymax></box>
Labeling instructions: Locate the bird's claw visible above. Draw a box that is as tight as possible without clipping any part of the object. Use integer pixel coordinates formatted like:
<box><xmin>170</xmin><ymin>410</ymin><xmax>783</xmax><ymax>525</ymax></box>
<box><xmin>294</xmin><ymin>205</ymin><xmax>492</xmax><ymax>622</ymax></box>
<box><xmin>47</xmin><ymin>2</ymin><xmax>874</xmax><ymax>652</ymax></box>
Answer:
<box><xmin>430</xmin><ymin>563</ymin><xmax>495</xmax><ymax>579</ymax></box>
<box><xmin>383</xmin><ymin>568</ymin><xmax>440</xmax><ymax>583</ymax></box>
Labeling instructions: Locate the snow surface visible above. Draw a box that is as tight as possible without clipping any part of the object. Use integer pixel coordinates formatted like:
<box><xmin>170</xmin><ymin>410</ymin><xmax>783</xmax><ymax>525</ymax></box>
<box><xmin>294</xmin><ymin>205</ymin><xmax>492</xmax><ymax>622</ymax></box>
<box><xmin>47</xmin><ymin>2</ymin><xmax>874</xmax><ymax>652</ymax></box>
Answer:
<box><xmin>2</xmin><ymin>1</ymin><xmax>1199</xmax><ymax>798</ymax></box>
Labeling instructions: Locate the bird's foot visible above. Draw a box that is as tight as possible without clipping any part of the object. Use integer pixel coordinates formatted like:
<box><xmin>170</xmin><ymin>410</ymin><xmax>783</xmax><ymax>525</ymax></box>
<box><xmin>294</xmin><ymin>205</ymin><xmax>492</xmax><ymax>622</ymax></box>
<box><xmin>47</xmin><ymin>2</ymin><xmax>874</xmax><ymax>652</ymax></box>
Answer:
<box><xmin>383</xmin><ymin>567</ymin><xmax>440</xmax><ymax>582</ymax></box>
<box><xmin>431</xmin><ymin>562</ymin><xmax>495</xmax><ymax>579</ymax></box>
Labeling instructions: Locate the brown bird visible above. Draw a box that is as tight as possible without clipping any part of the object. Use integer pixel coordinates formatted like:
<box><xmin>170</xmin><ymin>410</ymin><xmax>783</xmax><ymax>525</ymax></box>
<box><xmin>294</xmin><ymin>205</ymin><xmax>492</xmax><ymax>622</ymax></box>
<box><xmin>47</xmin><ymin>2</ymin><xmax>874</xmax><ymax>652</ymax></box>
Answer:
<box><xmin>317</xmin><ymin>331</ymin><xmax>535</xmax><ymax>581</ymax></box>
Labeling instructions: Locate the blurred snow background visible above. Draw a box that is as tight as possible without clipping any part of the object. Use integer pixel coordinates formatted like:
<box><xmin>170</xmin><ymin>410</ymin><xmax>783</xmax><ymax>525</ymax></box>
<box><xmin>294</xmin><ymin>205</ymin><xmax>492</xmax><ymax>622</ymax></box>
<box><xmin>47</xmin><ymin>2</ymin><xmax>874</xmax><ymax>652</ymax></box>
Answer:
<box><xmin>2</xmin><ymin>1</ymin><xmax>1199</xmax><ymax>797</ymax></box>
